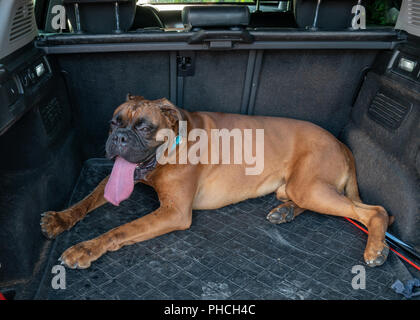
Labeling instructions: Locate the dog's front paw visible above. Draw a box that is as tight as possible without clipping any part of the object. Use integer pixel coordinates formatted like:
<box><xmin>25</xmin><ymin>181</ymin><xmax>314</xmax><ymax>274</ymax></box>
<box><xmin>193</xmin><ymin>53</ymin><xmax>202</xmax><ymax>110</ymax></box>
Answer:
<box><xmin>40</xmin><ymin>211</ymin><xmax>70</xmax><ymax>239</ymax></box>
<box><xmin>60</xmin><ymin>240</ymin><xmax>104</xmax><ymax>269</ymax></box>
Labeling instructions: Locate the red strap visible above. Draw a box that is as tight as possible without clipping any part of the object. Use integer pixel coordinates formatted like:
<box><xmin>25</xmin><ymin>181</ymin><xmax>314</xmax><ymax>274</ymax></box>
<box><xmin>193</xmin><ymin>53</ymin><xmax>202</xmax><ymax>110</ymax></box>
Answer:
<box><xmin>343</xmin><ymin>217</ymin><xmax>420</xmax><ymax>271</ymax></box>
<box><xmin>0</xmin><ymin>292</ymin><xmax>6</xmax><ymax>300</ymax></box>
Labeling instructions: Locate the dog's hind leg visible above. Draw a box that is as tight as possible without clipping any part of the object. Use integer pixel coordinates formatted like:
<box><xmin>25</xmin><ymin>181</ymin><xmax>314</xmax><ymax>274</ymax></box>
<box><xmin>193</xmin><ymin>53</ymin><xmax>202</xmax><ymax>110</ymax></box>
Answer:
<box><xmin>287</xmin><ymin>177</ymin><xmax>390</xmax><ymax>267</ymax></box>
<box><xmin>40</xmin><ymin>176</ymin><xmax>110</xmax><ymax>239</ymax></box>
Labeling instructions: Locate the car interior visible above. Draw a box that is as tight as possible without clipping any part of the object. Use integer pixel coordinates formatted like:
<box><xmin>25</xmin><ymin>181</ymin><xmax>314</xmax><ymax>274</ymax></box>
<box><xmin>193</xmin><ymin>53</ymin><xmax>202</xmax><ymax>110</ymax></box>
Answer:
<box><xmin>0</xmin><ymin>0</ymin><xmax>419</xmax><ymax>300</ymax></box>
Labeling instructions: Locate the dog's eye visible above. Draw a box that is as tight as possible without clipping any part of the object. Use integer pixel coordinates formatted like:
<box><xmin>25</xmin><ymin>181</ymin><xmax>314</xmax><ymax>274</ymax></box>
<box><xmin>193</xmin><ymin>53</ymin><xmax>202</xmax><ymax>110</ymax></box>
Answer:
<box><xmin>110</xmin><ymin>119</ymin><xmax>121</xmax><ymax>127</ymax></box>
<box><xmin>134</xmin><ymin>120</ymin><xmax>155</xmax><ymax>133</ymax></box>
<box><xmin>137</xmin><ymin>126</ymin><xmax>151</xmax><ymax>133</ymax></box>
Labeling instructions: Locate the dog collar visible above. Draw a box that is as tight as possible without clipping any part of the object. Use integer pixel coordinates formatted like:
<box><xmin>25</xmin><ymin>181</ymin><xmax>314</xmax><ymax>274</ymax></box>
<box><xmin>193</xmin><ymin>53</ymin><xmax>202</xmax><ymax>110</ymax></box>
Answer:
<box><xmin>134</xmin><ymin>154</ymin><xmax>157</xmax><ymax>181</ymax></box>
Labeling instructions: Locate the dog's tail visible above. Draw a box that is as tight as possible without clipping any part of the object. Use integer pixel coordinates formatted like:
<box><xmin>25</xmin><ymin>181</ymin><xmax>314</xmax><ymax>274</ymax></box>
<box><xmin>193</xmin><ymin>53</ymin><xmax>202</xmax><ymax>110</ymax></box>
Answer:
<box><xmin>342</xmin><ymin>144</ymin><xmax>395</xmax><ymax>226</ymax></box>
<box><xmin>342</xmin><ymin>144</ymin><xmax>362</xmax><ymax>203</ymax></box>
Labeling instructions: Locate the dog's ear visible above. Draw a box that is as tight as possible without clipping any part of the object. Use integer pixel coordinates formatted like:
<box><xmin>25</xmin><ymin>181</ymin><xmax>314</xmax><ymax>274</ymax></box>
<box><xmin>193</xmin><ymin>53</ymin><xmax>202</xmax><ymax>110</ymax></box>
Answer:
<box><xmin>126</xmin><ymin>94</ymin><xmax>145</xmax><ymax>102</ymax></box>
<box><xmin>155</xmin><ymin>98</ymin><xmax>183</xmax><ymax>127</ymax></box>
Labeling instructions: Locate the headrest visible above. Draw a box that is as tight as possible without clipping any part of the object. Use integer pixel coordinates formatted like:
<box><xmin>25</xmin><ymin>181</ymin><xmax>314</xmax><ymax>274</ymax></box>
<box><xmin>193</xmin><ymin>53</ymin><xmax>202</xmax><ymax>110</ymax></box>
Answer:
<box><xmin>63</xmin><ymin>0</ymin><xmax>136</xmax><ymax>33</ymax></box>
<box><xmin>182</xmin><ymin>6</ymin><xmax>250</xmax><ymax>30</ymax></box>
<box><xmin>294</xmin><ymin>0</ymin><xmax>358</xmax><ymax>29</ymax></box>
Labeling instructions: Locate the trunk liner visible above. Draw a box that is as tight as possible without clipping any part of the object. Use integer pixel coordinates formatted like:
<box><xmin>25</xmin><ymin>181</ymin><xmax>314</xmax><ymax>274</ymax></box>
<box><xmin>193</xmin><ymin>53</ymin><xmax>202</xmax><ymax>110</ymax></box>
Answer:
<box><xmin>34</xmin><ymin>159</ymin><xmax>413</xmax><ymax>300</ymax></box>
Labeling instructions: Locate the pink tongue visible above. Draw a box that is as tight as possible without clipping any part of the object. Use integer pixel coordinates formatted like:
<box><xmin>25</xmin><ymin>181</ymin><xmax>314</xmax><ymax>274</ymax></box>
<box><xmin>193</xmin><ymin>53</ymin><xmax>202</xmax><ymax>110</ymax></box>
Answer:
<box><xmin>104</xmin><ymin>156</ymin><xmax>137</xmax><ymax>206</ymax></box>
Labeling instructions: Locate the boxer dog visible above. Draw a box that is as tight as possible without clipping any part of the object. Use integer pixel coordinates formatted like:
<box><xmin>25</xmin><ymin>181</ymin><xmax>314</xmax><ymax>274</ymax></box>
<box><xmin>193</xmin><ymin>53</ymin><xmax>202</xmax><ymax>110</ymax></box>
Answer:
<box><xmin>40</xmin><ymin>95</ymin><xmax>392</xmax><ymax>269</ymax></box>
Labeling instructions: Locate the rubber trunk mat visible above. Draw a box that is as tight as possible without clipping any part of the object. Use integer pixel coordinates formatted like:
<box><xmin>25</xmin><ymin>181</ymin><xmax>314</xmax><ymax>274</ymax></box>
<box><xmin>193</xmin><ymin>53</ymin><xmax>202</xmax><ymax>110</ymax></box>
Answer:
<box><xmin>34</xmin><ymin>159</ymin><xmax>413</xmax><ymax>300</ymax></box>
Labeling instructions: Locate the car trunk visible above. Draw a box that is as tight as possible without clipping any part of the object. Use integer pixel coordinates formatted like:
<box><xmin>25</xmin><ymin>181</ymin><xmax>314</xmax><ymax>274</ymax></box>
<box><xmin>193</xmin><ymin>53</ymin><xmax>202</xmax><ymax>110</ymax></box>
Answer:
<box><xmin>0</xmin><ymin>18</ymin><xmax>419</xmax><ymax>299</ymax></box>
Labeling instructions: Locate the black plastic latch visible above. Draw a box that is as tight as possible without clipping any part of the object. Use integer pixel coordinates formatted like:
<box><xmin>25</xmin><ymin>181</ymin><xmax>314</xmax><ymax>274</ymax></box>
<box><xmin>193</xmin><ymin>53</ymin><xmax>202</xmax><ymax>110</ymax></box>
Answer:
<box><xmin>177</xmin><ymin>51</ymin><xmax>195</xmax><ymax>77</ymax></box>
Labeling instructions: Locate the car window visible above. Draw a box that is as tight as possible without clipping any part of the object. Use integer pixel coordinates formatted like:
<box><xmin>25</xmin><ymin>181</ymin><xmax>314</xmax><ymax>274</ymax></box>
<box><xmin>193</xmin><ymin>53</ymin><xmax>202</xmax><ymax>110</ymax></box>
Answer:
<box><xmin>138</xmin><ymin>0</ymin><xmax>402</xmax><ymax>26</ymax></box>
<box><xmin>138</xmin><ymin>0</ymin><xmax>255</xmax><ymax>3</ymax></box>
<box><xmin>36</xmin><ymin>0</ymin><xmax>403</xmax><ymax>33</ymax></box>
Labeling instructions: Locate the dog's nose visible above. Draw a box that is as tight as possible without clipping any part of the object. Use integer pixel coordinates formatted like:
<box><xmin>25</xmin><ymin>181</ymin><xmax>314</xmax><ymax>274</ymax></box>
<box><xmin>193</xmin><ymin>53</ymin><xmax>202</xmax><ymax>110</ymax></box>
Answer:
<box><xmin>113</xmin><ymin>132</ymin><xmax>129</xmax><ymax>147</ymax></box>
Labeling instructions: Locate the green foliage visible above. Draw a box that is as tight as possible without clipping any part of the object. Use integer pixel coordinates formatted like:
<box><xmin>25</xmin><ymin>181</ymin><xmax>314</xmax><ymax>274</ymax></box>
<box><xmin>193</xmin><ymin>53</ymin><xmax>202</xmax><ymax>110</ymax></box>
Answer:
<box><xmin>365</xmin><ymin>0</ymin><xmax>401</xmax><ymax>26</ymax></box>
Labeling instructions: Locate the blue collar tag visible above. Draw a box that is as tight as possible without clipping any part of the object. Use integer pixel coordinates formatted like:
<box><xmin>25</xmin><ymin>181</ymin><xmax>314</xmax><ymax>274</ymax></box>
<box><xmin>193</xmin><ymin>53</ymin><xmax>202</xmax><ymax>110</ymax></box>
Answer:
<box><xmin>170</xmin><ymin>135</ymin><xmax>182</xmax><ymax>151</ymax></box>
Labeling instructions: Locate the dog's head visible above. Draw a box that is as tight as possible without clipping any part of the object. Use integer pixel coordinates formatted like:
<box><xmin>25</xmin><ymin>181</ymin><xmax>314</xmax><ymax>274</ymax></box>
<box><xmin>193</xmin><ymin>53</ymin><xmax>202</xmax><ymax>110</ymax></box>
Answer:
<box><xmin>105</xmin><ymin>95</ymin><xmax>182</xmax><ymax>164</ymax></box>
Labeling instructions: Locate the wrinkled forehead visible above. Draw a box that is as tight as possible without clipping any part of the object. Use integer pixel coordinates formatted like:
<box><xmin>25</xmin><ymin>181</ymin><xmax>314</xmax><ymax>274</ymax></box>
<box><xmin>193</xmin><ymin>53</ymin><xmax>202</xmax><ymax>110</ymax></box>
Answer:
<box><xmin>113</xmin><ymin>101</ymin><xmax>162</xmax><ymax>125</ymax></box>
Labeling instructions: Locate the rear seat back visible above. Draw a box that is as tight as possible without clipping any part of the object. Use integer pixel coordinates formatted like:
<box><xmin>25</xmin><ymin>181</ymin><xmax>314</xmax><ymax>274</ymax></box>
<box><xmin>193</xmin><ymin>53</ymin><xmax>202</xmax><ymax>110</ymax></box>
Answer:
<box><xmin>131</xmin><ymin>5</ymin><xmax>164</xmax><ymax>30</ymax></box>
<box><xmin>43</xmin><ymin>2</ymin><xmax>397</xmax><ymax>155</ymax></box>
<box><xmin>179</xmin><ymin>6</ymin><xmax>252</xmax><ymax>114</ymax></box>
<box><xmin>250</xmin><ymin>11</ymin><xmax>297</xmax><ymax>28</ymax></box>
<box><xmin>294</xmin><ymin>0</ymin><xmax>358</xmax><ymax>29</ymax></box>
<box><xmin>63</xmin><ymin>0</ymin><xmax>136</xmax><ymax>33</ymax></box>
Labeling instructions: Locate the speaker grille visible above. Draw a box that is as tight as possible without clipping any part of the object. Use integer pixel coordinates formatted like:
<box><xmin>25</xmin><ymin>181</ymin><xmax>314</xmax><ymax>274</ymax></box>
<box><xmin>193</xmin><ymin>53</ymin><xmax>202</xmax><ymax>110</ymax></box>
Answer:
<box><xmin>408</xmin><ymin>0</ymin><xmax>420</xmax><ymax>27</ymax></box>
<box><xmin>368</xmin><ymin>92</ymin><xmax>411</xmax><ymax>130</ymax></box>
<box><xmin>9</xmin><ymin>0</ymin><xmax>36</xmax><ymax>44</ymax></box>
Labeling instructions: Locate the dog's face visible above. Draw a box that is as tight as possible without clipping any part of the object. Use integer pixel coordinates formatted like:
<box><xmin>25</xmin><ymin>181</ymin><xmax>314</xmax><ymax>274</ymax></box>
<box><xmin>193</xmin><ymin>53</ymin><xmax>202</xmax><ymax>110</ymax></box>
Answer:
<box><xmin>105</xmin><ymin>95</ymin><xmax>181</xmax><ymax>164</ymax></box>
